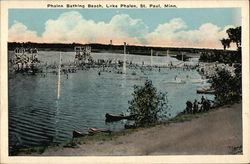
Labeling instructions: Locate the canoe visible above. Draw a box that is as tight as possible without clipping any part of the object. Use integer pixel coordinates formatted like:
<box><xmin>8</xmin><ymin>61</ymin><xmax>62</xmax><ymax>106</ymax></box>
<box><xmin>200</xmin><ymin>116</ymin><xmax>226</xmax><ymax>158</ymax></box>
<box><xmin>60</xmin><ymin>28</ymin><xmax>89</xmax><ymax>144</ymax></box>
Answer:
<box><xmin>191</xmin><ymin>79</ymin><xmax>208</xmax><ymax>84</ymax></box>
<box><xmin>105</xmin><ymin>113</ymin><xmax>135</xmax><ymax>122</ymax></box>
<box><xmin>197</xmin><ymin>87</ymin><xmax>215</xmax><ymax>94</ymax></box>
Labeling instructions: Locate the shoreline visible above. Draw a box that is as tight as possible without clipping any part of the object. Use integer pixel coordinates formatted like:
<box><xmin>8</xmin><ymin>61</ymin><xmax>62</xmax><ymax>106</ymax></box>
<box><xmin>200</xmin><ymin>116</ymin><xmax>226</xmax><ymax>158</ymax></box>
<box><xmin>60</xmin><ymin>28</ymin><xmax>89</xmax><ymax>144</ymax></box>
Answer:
<box><xmin>16</xmin><ymin>102</ymin><xmax>242</xmax><ymax>156</ymax></box>
<box><xmin>198</xmin><ymin>62</ymin><xmax>236</xmax><ymax>78</ymax></box>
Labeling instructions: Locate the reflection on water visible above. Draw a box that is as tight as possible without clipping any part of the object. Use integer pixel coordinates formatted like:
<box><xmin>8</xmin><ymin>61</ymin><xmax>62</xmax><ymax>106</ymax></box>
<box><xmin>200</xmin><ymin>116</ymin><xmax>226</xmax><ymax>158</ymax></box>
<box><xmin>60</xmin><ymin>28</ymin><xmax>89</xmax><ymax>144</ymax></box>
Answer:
<box><xmin>9</xmin><ymin>51</ymin><xmax>213</xmax><ymax>149</ymax></box>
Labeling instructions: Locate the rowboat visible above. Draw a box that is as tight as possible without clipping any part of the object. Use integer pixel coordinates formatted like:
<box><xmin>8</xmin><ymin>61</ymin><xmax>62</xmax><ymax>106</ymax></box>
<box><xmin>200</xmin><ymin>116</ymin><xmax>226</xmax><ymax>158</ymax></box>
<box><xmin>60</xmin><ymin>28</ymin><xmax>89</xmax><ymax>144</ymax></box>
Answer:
<box><xmin>73</xmin><ymin>128</ymin><xmax>112</xmax><ymax>138</ymax></box>
<box><xmin>105</xmin><ymin>113</ymin><xmax>135</xmax><ymax>122</ymax></box>
<box><xmin>191</xmin><ymin>79</ymin><xmax>208</xmax><ymax>84</ymax></box>
<box><xmin>72</xmin><ymin>130</ymin><xmax>94</xmax><ymax>138</ymax></box>
<box><xmin>197</xmin><ymin>87</ymin><xmax>215</xmax><ymax>94</ymax></box>
<box><xmin>89</xmin><ymin>128</ymin><xmax>111</xmax><ymax>134</ymax></box>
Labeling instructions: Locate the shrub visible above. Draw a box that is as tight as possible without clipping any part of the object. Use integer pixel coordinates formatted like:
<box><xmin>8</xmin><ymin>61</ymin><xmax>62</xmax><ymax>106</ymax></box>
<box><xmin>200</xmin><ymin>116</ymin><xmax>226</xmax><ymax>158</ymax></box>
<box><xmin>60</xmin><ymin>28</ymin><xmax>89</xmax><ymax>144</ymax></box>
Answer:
<box><xmin>128</xmin><ymin>80</ymin><xmax>170</xmax><ymax>127</ymax></box>
<box><xmin>211</xmin><ymin>68</ymin><xmax>241</xmax><ymax>105</ymax></box>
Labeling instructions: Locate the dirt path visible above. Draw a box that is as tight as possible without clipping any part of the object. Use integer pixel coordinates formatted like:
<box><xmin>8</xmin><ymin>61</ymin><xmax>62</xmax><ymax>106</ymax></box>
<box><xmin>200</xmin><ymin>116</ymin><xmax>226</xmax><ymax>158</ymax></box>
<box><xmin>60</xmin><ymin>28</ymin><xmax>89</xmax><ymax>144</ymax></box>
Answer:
<box><xmin>41</xmin><ymin>103</ymin><xmax>242</xmax><ymax>156</ymax></box>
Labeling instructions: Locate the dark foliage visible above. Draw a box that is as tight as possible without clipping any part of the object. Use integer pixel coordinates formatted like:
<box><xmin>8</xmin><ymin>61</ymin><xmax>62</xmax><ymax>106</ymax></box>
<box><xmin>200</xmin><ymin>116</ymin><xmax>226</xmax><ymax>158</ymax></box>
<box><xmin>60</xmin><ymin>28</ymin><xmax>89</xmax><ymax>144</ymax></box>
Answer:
<box><xmin>211</xmin><ymin>68</ymin><xmax>241</xmax><ymax>105</ymax></box>
<box><xmin>199</xmin><ymin>26</ymin><xmax>241</xmax><ymax>63</ymax></box>
<box><xmin>199</xmin><ymin>50</ymin><xmax>241</xmax><ymax>63</ymax></box>
<box><xmin>220</xmin><ymin>38</ymin><xmax>231</xmax><ymax>50</ymax></box>
<box><xmin>9</xmin><ymin>42</ymin><xmax>227</xmax><ymax>57</ymax></box>
<box><xmin>128</xmin><ymin>80</ymin><xmax>170</xmax><ymax>127</ymax></box>
<box><xmin>226</xmin><ymin>26</ymin><xmax>241</xmax><ymax>49</ymax></box>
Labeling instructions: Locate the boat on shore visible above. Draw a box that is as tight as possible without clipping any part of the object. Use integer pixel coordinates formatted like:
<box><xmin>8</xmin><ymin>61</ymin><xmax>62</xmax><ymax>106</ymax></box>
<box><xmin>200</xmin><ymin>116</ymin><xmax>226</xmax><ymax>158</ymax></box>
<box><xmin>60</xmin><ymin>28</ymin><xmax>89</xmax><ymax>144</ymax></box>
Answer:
<box><xmin>73</xmin><ymin>128</ymin><xmax>112</xmax><ymax>138</ymax></box>
<box><xmin>73</xmin><ymin>130</ymin><xmax>94</xmax><ymax>138</ymax></box>
<box><xmin>89</xmin><ymin>128</ymin><xmax>111</xmax><ymax>134</ymax></box>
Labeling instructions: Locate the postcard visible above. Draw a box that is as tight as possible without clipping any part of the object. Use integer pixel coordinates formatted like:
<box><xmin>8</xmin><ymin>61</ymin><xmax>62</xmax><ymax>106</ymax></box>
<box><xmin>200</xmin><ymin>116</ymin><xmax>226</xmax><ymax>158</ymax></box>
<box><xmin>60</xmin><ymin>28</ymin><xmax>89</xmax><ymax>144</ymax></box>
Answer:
<box><xmin>0</xmin><ymin>0</ymin><xmax>249</xmax><ymax>163</ymax></box>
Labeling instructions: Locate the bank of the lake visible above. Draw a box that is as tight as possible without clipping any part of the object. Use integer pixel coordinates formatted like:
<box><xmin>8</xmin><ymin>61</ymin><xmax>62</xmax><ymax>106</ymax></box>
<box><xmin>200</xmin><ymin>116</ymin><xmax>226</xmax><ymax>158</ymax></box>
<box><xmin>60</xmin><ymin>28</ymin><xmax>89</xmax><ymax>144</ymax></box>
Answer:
<box><xmin>17</xmin><ymin>102</ymin><xmax>242</xmax><ymax>155</ymax></box>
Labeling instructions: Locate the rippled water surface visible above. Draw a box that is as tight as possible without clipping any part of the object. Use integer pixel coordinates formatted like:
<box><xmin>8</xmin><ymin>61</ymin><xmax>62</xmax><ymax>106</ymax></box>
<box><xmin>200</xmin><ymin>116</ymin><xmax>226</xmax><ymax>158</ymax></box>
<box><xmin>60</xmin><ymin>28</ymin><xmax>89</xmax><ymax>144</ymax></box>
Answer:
<box><xmin>9</xmin><ymin>51</ymin><xmax>213</xmax><ymax>149</ymax></box>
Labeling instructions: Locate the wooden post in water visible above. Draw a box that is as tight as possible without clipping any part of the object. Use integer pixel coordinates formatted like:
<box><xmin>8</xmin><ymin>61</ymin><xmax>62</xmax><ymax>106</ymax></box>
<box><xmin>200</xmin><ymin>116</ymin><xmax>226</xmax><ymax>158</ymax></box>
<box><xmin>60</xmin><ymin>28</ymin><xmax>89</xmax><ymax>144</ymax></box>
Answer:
<box><xmin>57</xmin><ymin>52</ymin><xmax>61</xmax><ymax>100</ymax></box>
<box><xmin>151</xmin><ymin>49</ymin><xmax>153</xmax><ymax>67</ymax></box>
<box><xmin>123</xmin><ymin>42</ymin><xmax>127</xmax><ymax>73</ymax></box>
<box><xmin>124</xmin><ymin>42</ymin><xmax>127</xmax><ymax>55</ymax></box>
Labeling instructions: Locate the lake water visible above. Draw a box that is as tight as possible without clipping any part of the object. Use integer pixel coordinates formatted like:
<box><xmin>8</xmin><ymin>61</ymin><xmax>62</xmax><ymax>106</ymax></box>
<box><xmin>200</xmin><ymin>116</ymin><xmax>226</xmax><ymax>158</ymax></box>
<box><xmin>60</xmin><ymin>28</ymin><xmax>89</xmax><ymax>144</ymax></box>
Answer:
<box><xmin>8</xmin><ymin>51</ymin><xmax>213</xmax><ymax>149</ymax></box>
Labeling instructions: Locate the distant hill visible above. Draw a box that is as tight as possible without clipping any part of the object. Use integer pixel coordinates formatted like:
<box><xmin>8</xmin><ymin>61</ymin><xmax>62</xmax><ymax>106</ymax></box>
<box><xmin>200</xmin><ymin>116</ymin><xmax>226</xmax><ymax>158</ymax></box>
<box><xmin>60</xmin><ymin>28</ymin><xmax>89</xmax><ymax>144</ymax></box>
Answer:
<box><xmin>8</xmin><ymin>42</ymin><xmax>235</xmax><ymax>56</ymax></box>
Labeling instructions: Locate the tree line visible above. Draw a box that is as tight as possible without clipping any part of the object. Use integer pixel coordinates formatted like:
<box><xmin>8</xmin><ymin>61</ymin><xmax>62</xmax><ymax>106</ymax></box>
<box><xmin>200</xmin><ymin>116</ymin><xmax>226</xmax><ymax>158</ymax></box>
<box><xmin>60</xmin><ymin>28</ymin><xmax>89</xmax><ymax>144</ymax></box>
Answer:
<box><xmin>199</xmin><ymin>26</ymin><xmax>241</xmax><ymax>63</ymax></box>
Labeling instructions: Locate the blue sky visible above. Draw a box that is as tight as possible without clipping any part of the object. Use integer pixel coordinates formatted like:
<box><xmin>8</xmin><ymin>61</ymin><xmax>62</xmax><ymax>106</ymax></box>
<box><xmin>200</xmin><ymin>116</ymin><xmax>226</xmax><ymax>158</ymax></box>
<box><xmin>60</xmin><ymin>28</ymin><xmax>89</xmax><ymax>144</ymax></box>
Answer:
<box><xmin>8</xmin><ymin>8</ymin><xmax>241</xmax><ymax>48</ymax></box>
<box><xmin>9</xmin><ymin>8</ymin><xmax>240</xmax><ymax>36</ymax></box>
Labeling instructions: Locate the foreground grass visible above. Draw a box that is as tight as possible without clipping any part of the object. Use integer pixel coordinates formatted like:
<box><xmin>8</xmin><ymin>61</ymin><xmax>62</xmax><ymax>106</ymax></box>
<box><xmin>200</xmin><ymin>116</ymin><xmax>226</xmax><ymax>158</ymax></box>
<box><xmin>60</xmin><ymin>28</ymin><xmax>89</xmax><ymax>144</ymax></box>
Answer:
<box><xmin>15</xmin><ymin>128</ymin><xmax>140</xmax><ymax>155</ymax></box>
<box><xmin>14</xmin><ymin>106</ymin><xmax>221</xmax><ymax>155</ymax></box>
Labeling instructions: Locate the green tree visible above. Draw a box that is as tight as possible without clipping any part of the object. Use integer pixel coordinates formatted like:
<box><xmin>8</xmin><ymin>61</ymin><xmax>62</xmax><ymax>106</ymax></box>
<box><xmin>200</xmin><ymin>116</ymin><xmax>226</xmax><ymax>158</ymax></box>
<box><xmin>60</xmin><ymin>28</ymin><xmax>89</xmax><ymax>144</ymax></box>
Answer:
<box><xmin>211</xmin><ymin>69</ymin><xmax>241</xmax><ymax>106</ymax></box>
<box><xmin>220</xmin><ymin>26</ymin><xmax>241</xmax><ymax>51</ymax></box>
<box><xmin>226</xmin><ymin>26</ymin><xmax>241</xmax><ymax>49</ymax></box>
<box><xmin>220</xmin><ymin>38</ymin><xmax>231</xmax><ymax>50</ymax></box>
<box><xmin>128</xmin><ymin>80</ymin><xmax>169</xmax><ymax>127</ymax></box>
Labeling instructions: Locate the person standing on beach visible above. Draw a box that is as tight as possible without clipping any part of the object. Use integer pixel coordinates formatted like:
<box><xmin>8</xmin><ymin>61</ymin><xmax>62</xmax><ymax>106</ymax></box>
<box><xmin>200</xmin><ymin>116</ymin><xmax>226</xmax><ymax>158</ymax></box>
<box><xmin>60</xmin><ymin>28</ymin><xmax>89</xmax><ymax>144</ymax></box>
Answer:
<box><xmin>201</xmin><ymin>96</ymin><xmax>205</xmax><ymax>103</ymax></box>
<box><xmin>199</xmin><ymin>96</ymin><xmax>206</xmax><ymax>112</ymax></box>
<box><xmin>193</xmin><ymin>99</ymin><xmax>198</xmax><ymax>114</ymax></box>
<box><xmin>186</xmin><ymin>101</ymin><xmax>193</xmax><ymax>113</ymax></box>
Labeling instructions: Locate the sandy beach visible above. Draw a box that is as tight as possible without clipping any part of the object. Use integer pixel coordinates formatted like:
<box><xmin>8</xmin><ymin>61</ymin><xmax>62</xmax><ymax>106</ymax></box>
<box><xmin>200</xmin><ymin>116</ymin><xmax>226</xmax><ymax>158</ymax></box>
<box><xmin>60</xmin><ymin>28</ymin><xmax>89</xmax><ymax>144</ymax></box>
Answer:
<box><xmin>36</xmin><ymin>103</ymin><xmax>242</xmax><ymax>156</ymax></box>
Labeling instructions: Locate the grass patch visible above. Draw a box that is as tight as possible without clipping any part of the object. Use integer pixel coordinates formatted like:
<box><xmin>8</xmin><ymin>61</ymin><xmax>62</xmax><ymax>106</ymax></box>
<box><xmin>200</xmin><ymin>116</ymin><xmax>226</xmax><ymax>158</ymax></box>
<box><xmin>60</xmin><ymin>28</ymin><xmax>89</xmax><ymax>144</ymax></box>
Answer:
<box><xmin>13</xmin><ymin>146</ymin><xmax>46</xmax><ymax>155</ymax></box>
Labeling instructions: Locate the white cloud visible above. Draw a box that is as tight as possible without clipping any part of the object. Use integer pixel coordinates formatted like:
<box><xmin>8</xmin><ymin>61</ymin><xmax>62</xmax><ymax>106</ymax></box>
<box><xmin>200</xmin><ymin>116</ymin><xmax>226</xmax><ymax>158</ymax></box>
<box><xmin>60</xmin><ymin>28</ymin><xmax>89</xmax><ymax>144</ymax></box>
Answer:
<box><xmin>8</xmin><ymin>21</ymin><xmax>40</xmax><ymax>42</ymax></box>
<box><xmin>146</xmin><ymin>19</ymin><xmax>236</xmax><ymax>49</ymax></box>
<box><xmin>155</xmin><ymin>18</ymin><xmax>187</xmax><ymax>34</ymax></box>
<box><xmin>41</xmin><ymin>11</ymin><xmax>148</xmax><ymax>44</ymax></box>
<box><xmin>8</xmin><ymin>11</ymin><xmax>236</xmax><ymax>49</ymax></box>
